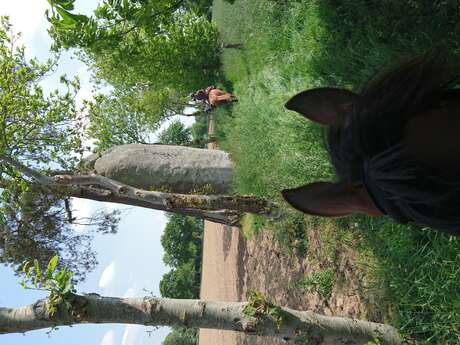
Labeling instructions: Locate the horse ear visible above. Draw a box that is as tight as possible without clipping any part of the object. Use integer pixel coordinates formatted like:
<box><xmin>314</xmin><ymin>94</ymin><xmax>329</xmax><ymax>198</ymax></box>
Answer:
<box><xmin>285</xmin><ymin>88</ymin><xmax>358</xmax><ymax>125</ymax></box>
<box><xmin>281</xmin><ymin>182</ymin><xmax>357</xmax><ymax>217</ymax></box>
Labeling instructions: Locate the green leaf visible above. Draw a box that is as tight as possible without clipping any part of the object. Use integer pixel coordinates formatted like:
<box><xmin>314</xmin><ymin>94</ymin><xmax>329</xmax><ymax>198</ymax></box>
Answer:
<box><xmin>46</xmin><ymin>255</ymin><xmax>59</xmax><ymax>280</ymax></box>
<box><xmin>61</xmin><ymin>280</ymin><xmax>73</xmax><ymax>295</ymax></box>
<box><xmin>48</xmin><ymin>305</ymin><xmax>57</xmax><ymax>316</ymax></box>
<box><xmin>20</xmin><ymin>278</ymin><xmax>28</xmax><ymax>289</ymax></box>
<box><xmin>55</xmin><ymin>0</ymin><xmax>75</xmax><ymax>11</ymax></box>
<box><xmin>21</xmin><ymin>261</ymin><xmax>30</xmax><ymax>273</ymax></box>
<box><xmin>33</xmin><ymin>259</ymin><xmax>42</xmax><ymax>286</ymax></box>
<box><xmin>44</xmin><ymin>279</ymin><xmax>58</xmax><ymax>291</ymax></box>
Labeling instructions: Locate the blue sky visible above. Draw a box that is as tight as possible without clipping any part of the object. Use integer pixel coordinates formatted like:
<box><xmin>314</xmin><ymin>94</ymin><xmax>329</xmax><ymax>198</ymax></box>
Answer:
<box><xmin>0</xmin><ymin>1</ymin><xmax>194</xmax><ymax>344</ymax></box>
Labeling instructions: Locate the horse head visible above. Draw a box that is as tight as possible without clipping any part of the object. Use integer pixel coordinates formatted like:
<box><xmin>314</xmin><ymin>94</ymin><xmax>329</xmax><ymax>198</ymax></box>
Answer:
<box><xmin>281</xmin><ymin>54</ymin><xmax>460</xmax><ymax>234</ymax></box>
<box><xmin>282</xmin><ymin>88</ymin><xmax>382</xmax><ymax>217</ymax></box>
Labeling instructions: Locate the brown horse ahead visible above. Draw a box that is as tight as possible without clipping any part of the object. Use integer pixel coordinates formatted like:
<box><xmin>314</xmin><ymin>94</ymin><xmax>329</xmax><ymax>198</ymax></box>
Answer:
<box><xmin>281</xmin><ymin>53</ymin><xmax>460</xmax><ymax>235</ymax></box>
<box><xmin>191</xmin><ymin>86</ymin><xmax>237</xmax><ymax>108</ymax></box>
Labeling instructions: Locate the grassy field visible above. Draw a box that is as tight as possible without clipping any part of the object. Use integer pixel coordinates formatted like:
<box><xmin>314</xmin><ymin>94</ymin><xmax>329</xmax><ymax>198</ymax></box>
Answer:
<box><xmin>211</xmin><ymin>0</ymin><xmax>460</xmax><ymax>344</ymax></box>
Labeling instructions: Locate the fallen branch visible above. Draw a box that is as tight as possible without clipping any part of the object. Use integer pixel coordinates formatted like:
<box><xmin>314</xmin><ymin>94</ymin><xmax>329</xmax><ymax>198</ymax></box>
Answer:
<box><xmin>0</xmin><ymin>295</ymin><xmax>402</xmax><ymax>345</ymax></box>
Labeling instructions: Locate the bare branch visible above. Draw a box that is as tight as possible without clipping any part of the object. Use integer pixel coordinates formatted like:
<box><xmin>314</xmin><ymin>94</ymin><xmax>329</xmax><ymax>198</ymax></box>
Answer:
<box><xmin>0</xmin><ymin>155</ymin><xmax>55</xmax><ymax>186</ymax></box>
<box><xmin>51</xmin><ymin>173</ymin><xmax>279</xmax><ymax>216</ymax></box>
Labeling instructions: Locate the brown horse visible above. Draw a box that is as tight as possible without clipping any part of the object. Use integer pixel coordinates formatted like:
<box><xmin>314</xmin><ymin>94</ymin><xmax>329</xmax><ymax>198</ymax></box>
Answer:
<box><xmin>281</xmin><ymin>53</ymin><xmax>460</xmax><ymax>235</ymax></box>
<box><xmin>191</xmin><ymin>86</ymin><xmax>237</xmax><ymax>108</ymax></box>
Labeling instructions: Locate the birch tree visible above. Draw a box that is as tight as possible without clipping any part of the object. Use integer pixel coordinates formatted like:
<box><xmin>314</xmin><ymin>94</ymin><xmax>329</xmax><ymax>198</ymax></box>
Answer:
<box><xmin>0</xmin><ymin>251</ymin><xmax>401</xmax><ymax>344</ymax></box>
<box><xmin>0</xmin><ymin>292</ymin><xmax>402</xmax><ymax>345</ymax></box>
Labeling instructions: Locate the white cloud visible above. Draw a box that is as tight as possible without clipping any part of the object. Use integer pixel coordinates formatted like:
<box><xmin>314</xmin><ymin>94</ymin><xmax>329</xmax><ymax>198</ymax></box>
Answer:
<box><xmin>122</xmin><ymin>287</ymin><xmax>137</xmax><ymax>298</ymax></box>
<box><xmin>99</xmin><ymin>261</ymin><xmax>116</xmax><ymax>289</ymax></box>
<box><xmin>1</xmin><ymin>3</ymin><xmax>47</xmax><ymax>34</ymax></box>
<box><xmin>1</xmin><ymin>1</ymin><xmax>50</xmax><ymax>58</ymax></box>
<box><xmin>100</xmin><ymin>329</ymin><xmax>115</xmax><ymax>345</ymax></box>
<box><xmin>122</xmin><ymin>325</ymin><xmax>143</xmax><ymax>345</ymax></box>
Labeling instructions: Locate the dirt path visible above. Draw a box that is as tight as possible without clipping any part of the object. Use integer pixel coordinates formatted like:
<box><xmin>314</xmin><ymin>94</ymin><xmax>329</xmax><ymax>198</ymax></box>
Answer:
<box><xmin>199</xmin><ymin>226</ymin><xmax>382</xmax><ymax>345</ymax></box>
<box><xmin>199</xmin><ymin>115</ymin><xmax>287</xmax><ymax>345</ymax></box>
<box><xmin>199</xmin><ymin>223</ymin><xmax>244</xmax><ymax>345</ymax></box>
<box><xmin>199</xmin><ymin>114</ymin><xmax>243</xmax><ymax>345</ymax></box>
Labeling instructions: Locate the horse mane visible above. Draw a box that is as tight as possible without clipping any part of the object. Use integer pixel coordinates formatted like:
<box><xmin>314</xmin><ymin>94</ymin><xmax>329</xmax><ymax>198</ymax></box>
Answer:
<box><xmin>325</xmin><ymin>51</ymin><xmax>460</xmax><ymax>234</ymax></box>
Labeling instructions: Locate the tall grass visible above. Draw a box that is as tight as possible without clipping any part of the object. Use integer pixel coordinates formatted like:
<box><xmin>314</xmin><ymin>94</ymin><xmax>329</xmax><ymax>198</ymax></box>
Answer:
<box><xmin>212</xmin><ymin>0</ymin><xmax>460</xmax><ymax>343</ymax></box>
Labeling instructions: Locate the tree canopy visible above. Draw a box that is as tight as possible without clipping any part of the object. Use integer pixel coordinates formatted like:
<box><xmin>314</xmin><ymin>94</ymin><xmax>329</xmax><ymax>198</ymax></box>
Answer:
<box><xmin>158</xmin><ymin>117</ymin><xmax>213</xmax><ymax>149</ymax></box>
<box><xmin>47</xmin><ymin>0</ymin><xmax>220</xmax><ymax>92</ymax></box>
<box><xmin>162</xmin><ymin>327</ymin><xmax>198</xmax><ymax>345</ymax></box>
<box><xmin>158</xmin><ymin>120</ymin><xmax>193</xmax><ymax>146</ymax></box>
<box><xmin>0</xmin><ymin>17</ymin><xmax>118</xmax><ymax>281</ymax></box>
<box><xmin>46</xmin><ymin>0</ymin><xmax>221</xmax><ymax>150</ymax></box>
<box><xmin>159</xmin><ymin>262</ymin><xmax>199</xmax><ymax>299</ymax></box>
<box><xmin>161</xmin><ymin>213</ymin><xmax>203</xmax><ymax>267</ymax></box>
<box><xmin>86</xmin><ymin>89</ymin><xmax>164</xmax><ymax>151</ymax></box>
<box><xmin>159</xmin><ymin>214</ymin><xmax>203</xmax><ymax>299</ymax></box>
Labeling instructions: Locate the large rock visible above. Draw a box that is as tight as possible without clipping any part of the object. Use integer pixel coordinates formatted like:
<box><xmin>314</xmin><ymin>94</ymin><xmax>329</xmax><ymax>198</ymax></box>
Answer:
<box><xmin>85</xmin><ymin>144</ymin><xmax>233</xmax><ymax>194</ymax></box>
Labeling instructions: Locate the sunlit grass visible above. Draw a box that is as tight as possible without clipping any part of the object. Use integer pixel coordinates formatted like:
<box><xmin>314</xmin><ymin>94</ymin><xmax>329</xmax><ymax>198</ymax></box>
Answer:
<box><xmin>212</xmin><ymin>0</ymin><xmax>460</xmax><ymax>343</ymax></box>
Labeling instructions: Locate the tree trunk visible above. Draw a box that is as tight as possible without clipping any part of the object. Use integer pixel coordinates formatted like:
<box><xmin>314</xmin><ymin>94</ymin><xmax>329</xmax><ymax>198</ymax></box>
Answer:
<box><xmin>0</xmin><ymin>295</ymin><xmax>402</xmax><ymax>345</ymax></box>
<box><xmin>83</xmin><ymin>144</ymin><xmax>233</xmax><ymax>194</ymax></box>
<box><xmin>52</xmin><ymin>174</ymin><xmax>278</xmax><ymax>218</ymax></box>
<box><xmin>68</xmin><ymin>185</ymin><xmax>241</xmax><ymax>225</ymax></box>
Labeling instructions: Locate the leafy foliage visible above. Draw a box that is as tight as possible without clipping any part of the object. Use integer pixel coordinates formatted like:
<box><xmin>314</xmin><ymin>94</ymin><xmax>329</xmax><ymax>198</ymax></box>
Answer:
<box><xmin>86</xmin><ymin>89</ymin><xmax>162</xmax><ymax>150</ymax></box>
<box><xmin>159</xmin><ymin>214</ymin><xmax>203</xmax><ymax>299</ymax></box>
<box><xmin>47</xmin><ymin>0</ymin><xmax>220</xmax><ymax>150</ymax></box>
<box><xmin>2</xmin><ymin>186</ymin><xmax>91</xmax><ymax>282</ymax></box>
<box><xmin>158</xmin><ymin>117</ymin><xmax>213</xmax><ymax>149</ymax></box>
<box><xmin>159</xmin><ymin>262</ymin><xmax>199</xmax><ymax>299</ymax></box>
<box><xmin>0</xmin><ymin>18</ymin><xmax>119</xmax><ymax>281</ymax></box>
<box><xmin>243</xmin><ymin>290</ymin><xmax>286</xmax><ymax>328</ymax></box>
<box><xmin>87</xmin><ymin>87</ymin><xmax>199</xmax><ymax>151</ymax></box>
<box><xmin>190</xmin><ymin>115</ymin><xmax>210</xmax><ymax>148</ymax></box>
<box><xmin>0</xmin><ymin>17</ymin><xmax>84</xmax><ymax>170</ymax></box>
<box><xmin>161</xmin><ymin>214</ymin><xmax>203</xmax><ymax>268</ymax></box>
<box><xmin>158</xmin><ymin>120</ymin><xmax>193</xmax><ymax>146</ymax></box>
<box><xmin>162</xmin><ymin>327</ymin><xmax>198</xmax><ymax>345</ymax></box>
<box><xmin>47</xmin><ymin>0</ymin><xmax>220</xmax><ymax>92</ymax></box>
<box><xmin>20</xmin><ymin>255</ymin><xmax>75</xmax><ymax>316</ymax></box>
<box><xmin>1</xmin><ymin>181</ymin><xmax>121</xmax><ymax>282</ymax></box>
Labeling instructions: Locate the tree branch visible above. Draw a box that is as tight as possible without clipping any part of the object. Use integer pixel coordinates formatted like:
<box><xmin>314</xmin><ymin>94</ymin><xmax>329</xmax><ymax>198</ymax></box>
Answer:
<box><xmin>70</xmin><ymin>185</ymin><xmax>240</xmax><ymax>226</ymax></box>
<box><xmin>0</xmin><ymin>155</ymin><xmax>55</xmax><ymax>186</ymax></box>
<box><xmin>51</xmin><ymin>174</ymin><xmax>279</xmax><ymax>216</ymax></box>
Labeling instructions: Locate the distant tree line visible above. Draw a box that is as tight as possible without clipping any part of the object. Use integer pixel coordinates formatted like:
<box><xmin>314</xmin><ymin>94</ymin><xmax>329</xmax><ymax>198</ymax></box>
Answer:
<box><xmin>159</xmin><ymin>213</ymin><xmax>203</xmax><ymax>299</ymax></box>
<box><xmin>158</xmin><ymin>117</ymin><xmax>210</xmax><ymax>148</ymax></box>
<box><xmin>159</xmin><ymin>214</ymin><xmax>203</xmax><ymax>345</ymax></box>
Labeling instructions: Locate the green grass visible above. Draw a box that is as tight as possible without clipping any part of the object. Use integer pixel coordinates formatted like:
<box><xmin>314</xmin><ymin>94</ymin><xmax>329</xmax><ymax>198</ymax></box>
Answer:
<box><xmin>211</xmin><ymin>0</ymin><xmax>460</xmax><ymax>343</ymax></box>
<box><xmin>240</xmin><ymin>213</ymin><xmax>264</xmax><ymax>239</ymax></box>
<box><xmin>291</xmin><ymin>269</ymin><xmax>335</xmax><ymax>300</ymax></box>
